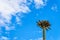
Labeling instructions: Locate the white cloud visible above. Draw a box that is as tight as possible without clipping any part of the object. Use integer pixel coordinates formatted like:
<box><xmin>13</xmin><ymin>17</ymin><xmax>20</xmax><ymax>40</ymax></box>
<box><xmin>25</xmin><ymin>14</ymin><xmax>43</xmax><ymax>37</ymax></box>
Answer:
<box><xmin>0</xmin><ymin>0</ymin><xmax>31</xmax><ymax>30</ymax></box>
<box><xmin>36</xmin><ymin>37</ymin><xmax>43</xmax><ymax>40</ymax></box>
<box><xmin>0</xmin><ymin>0</ymin><xmax>47</xmax><ymax>31</ymax></box>
<box><xmin>5</xmin><ymin>26</ymin><xmax>15</xmax><ymax>31</ymax></box>
<box><xmin>51</xmin><ymin>4</ymin><xmax>58</xmax><ymax>12</ymax></box>
<box><xmin>30</xmin><ymin>37</ymin><xmax>43</xmax><ymax>40</ymax></box>
<box><xmin>34</xmin><ymin>0</ymin><xmax>47</xmax><ymax>9</ymax></box>
<box><xmin>0</xmin><ymin>36</ymin><xmax>10</xmax><ymax>40</ymax></box>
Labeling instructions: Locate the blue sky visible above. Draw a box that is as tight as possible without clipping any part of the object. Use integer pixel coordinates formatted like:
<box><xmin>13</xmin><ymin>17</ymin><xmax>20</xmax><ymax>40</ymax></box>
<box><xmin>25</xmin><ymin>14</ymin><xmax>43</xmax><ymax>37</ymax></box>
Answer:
<box><xmin>0</xmin><ymin>0</ymin><xmax>60</xmax><ymax>40</ymax></box>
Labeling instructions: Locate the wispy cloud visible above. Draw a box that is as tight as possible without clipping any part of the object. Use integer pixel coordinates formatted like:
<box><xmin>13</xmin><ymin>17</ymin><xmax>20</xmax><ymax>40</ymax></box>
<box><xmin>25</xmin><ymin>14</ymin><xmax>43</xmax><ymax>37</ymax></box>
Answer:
<box><xmin>51</xmin><ymin>4</ymin><xmax>58</xmax><ymax>12</ymax></box>
<box><xmin>34</xmin><ymin>0</ymin><xmax>47</xmax><ymax>9</ymax></box>
<box><xmin>5</xmin><ymin>26</ymin><xmax>15</xmax><ymax>31</ymax></box>
<box><xmin>0</xmin><ymin>0</ymin><xmax>47</xmax><ymax>31</ymax></box>
<box><xmin>0</xmin><ymin>36</ymin><xmax>10</xmax><ymax>40</ymax></box>
<box><xmin>30</xmin><ymin>37</ymin><xmax>43</xmax><ymax>40</ymax></box>
<box><xmin>0</xmin><ymin>0</ymin><xmax>31</xmax><ymax>29</ymax></box>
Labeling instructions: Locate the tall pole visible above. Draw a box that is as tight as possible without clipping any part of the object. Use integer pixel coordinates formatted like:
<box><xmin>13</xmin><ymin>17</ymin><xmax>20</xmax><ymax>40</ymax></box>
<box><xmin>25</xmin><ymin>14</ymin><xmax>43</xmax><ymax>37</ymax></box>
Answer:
<box><xmin>43</xmin><ymin>27</ymin><xmax>46</xmax><ymax>40</ymax></box>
